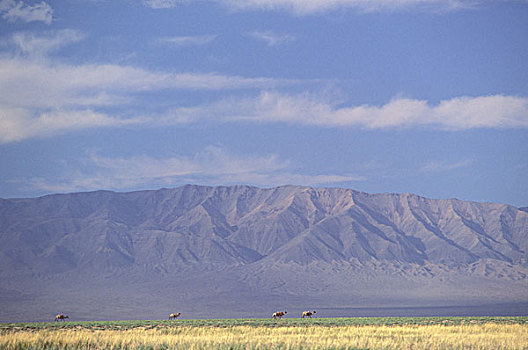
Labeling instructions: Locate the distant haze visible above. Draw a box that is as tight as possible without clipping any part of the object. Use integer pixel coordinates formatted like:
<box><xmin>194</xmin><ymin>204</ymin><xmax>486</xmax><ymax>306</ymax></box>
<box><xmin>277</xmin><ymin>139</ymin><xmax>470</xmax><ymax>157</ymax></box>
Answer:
<box><xmin>0</xmin><ymin>185</ymin><xmax>527</xmax><ymax>322</ymax></box>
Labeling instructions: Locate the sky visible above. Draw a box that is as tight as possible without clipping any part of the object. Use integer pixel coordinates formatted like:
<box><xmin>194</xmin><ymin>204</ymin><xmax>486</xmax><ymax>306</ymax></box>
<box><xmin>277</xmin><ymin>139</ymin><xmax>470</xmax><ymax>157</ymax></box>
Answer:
<box><xmin>0</xmin><ymin>0</ymin><xmax>527</xmax><ymax>207</ymax></box>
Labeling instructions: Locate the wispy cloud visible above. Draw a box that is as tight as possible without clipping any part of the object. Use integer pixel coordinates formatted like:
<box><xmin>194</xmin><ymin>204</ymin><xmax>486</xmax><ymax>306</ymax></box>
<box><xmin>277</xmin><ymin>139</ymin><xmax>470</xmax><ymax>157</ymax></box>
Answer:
<box><xmin>0</xmin><ymin>57</ymin><xmax>281</xmax><ymax>110</ymax></box>
<box><xmin>249</xmin><ymin>31</ymin><xmax>295</xmax><ymax>46</ymax></box>
<box><xmin>143</xmin><ymin>0</ymin><xmax>180</xmax><ymax>9</ymax></box>
<box><xmin>420</xmin><ymin>160</ymin><xmax>472</xmax><ymax>173</ymax></box>
<box><xmin>157</xmin><ymin>34</ymin><xmax>218</xmax><ymax>47</ymax></box>
<box><xmin>3</xmin><ymin>90</ymin><xmax>528</xmax><ymax>143</ymax></box>
<box><xmin>0</xmin><ymin>107</ymin><xmax>145</xmax><ymax>143</ymax></box>
<box><xmin>0</xmin><ymin>0</ymin><xmax>52</xmax><ymax>24</ymax></box>
<box><xmin>0</xmin><ymin>53</ymin><xmax>287</xmax><ymax>143</ymax></box>
<box><xmin>1</xmin><ymin>31</ymin><xmax>526</xmax><ymax>145</ymax></box>
<box><xmin>0</xmin><ymin>29</ymin><xmax>293</xmax><ymax>144</ymax></box>
<box><xmin>215</xmin><ymin>0</ymin><xmax>480</xmax><ymax>14</ymax></box>
<box><xmin>7</xmin><ymin>29</ymin><xmax>84</xmax><ymax>56</ymax></box>
<box><xmin>0</xmin><ymin>29</ymin><xmax>269</xmax><ymax>145</ymax></box>
<box><xmin>20</xmin><ymin>147</ymin><xmax>364</xmax><ymax>194</ymax></box>
<box><xmin>168</xmin><ymin>92</ymin><xmax>528</xmax><ymax>130</ymax></box>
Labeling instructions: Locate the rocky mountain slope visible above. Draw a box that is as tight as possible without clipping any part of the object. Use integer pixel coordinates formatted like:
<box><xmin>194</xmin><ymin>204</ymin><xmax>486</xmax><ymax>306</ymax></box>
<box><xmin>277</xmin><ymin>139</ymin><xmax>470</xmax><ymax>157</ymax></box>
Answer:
<box><xmin>1</xmin><ymin>185</ymin><xmax>527</xmax><ymax>321</ymax></box>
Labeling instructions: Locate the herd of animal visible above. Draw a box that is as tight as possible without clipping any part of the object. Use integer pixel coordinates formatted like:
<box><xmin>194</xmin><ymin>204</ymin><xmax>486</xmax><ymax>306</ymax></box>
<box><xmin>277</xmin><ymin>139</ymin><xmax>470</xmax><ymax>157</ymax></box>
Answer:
<box><xmin>54</xmin><ymin>310</ymin><xmax>316</xmax><ymax>322</ymax></box>
<box><xmin>272</xmin><ymin>310</ymin><xmax>316</xmax><ymax>319</ymax></box>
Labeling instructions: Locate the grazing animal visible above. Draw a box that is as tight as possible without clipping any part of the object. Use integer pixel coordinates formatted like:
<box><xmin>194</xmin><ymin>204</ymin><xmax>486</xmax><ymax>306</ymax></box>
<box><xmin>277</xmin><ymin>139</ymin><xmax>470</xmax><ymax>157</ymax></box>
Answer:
<box><xmin>302</xmin><ymin>310</ymin><xmax>316</xmax><ymax>318</ymax></box>
<box><xmin>55</xmin><ymin>314</ymin><xmax>69</xmax><ymax>322</ymax></box>
<box><xmin>169</xmin><ymin>313</ymin><xmax>181</xmax><ymax>320</ymax></box>
<box><xmin>272</xmin><ymin>311</ymin><xmax>287</xmax><ymax>319</ymax></box>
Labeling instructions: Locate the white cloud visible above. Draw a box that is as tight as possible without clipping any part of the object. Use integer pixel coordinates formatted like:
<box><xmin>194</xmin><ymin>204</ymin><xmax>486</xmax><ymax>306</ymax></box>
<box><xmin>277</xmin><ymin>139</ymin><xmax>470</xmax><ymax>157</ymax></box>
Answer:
<box><xmin>1</xmin><ymin>29</ymin><xmax>526</xmax><ymax>144</ymax></box>
<box><xmin>167</xmin><ymin>92</ymin><xmax>528</xmax><ymax>130</ymax></box>
<box><xmin>2</xmin><ymin>88</ymin><xmax>527</xmax><ymax>144</ymax></box>
<box><xmin>0</xmin><ymin>27</ymin><xmax>278</xmax><ymax>144</ymax></box>
<box><xmin>0</xmin><ymin>35</ymin><xmax>291</xmax><ymax>144</ymax></box>
<box><xmin>433</xmin><ymin>95</ymin><xmax>528</xmax><ymax>129</ymax></box>
<box><xmin>249</xmin><ymin>31</ymin><xmax>295</xmax><ymax>46</ymax></box>
<box><xmin>157</xmin><ymin>35</ymin><xmax>218</xmax><ymax>47</ymax></box>
<box><xmin>0</xmin><ymin>107</ymin><xmax>145</xmax><ymax>143</ymax></box>
<box><xmin>215</xmin><ymin>0</ymin><xmax>479</xmax><ymax>14</ymax></box>
<box><xmin>143</xmin><ymin>0</ymin><xmax>180</xmax><ymax>9</ymax></box>
<box><xmin>0</xmin><ymin>57</ymin><xmax>281</xmax><ymax>110</ymax></box>
<box><xmin>8</xmin><ymin>29</ymin><xmax>84</xmax><ymax>56</ymax></box>
<box><xmin>21</xmin><ymin>147</ymin><xmax>364</xmax><ymax>193</ymax></box>
<box><xmin>0</xmin><ymin>0</ymin><xmax>52</xmax><ymax>24</ymax></box>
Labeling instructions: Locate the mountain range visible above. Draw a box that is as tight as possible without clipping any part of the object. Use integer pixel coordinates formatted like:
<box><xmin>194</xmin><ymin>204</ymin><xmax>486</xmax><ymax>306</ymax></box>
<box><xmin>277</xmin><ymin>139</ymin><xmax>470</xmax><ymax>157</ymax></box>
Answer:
<box><xmin>1</xmin><ymin>185</ymin><xmax>527</xmax><ymax>322</ymax></box>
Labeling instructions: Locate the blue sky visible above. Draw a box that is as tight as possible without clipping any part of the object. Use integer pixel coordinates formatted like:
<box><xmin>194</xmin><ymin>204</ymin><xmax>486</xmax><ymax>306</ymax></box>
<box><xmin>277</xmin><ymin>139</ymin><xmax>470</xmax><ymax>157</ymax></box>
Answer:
<box><xmin>0</xmin><ymin>0</ymin><xmax>527</xmax><ymax>206</ymax></box>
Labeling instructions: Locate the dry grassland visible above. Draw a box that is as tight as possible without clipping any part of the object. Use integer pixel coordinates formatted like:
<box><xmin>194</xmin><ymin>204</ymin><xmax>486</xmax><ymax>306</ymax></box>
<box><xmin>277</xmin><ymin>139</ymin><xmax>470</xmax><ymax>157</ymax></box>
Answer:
<box><xmin>1</xmin><ymin>322</ymin><xmax>527</xmax><ymax>349</ymax></box>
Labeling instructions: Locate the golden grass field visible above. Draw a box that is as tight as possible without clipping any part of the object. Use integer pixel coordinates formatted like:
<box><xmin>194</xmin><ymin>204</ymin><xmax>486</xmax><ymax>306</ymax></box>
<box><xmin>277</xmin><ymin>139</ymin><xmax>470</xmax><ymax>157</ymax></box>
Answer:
<box><xmin>1</xmin><ymin>317</ymin><xmax>527</xmax><ymax>349</ymax></box>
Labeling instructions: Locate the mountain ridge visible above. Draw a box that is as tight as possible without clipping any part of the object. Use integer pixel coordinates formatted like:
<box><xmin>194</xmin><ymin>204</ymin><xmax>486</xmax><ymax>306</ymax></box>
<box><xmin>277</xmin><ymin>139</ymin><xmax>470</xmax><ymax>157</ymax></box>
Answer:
<box><xmin>1</xmin><ymin>185</ymin><xmax>527</xmax><ymax>321</ymax></box>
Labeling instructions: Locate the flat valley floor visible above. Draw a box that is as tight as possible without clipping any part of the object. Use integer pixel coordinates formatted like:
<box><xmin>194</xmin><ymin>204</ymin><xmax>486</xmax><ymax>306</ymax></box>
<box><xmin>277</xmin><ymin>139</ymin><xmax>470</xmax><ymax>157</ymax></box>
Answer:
<box><xmin>1</xmin><ymin>317</ymin><xmax>527</xmax><ymax>349</ymax></box>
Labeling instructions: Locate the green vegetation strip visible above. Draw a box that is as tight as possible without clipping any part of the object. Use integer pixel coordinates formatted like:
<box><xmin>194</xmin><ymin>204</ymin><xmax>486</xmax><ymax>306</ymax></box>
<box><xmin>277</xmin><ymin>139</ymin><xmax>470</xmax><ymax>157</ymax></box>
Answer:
<box><xmin>2</xmin><ymin>316</ymin><xmax>527</xmax><ymax>332</ymax></box>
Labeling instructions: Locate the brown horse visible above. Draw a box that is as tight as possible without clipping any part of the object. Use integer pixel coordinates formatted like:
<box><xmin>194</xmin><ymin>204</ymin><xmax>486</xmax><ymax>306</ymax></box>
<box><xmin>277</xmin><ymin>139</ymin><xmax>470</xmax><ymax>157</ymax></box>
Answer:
<box><xmin>55</xmin><ymin>314</ymin><xmax>69</xmax><ymax>322</ymax></box>
<box><xmin>272</xmin><ymin>311</ymin><xmax>287</xmax><ymax>319</ymax></box>
<box><xmin>169</xmin><ymin>312</ymin><xmax>181</xmax><ymax>320</ymax></box>
<box><xmin>302</xmin><ymin>310</ymin><xmax>316</xmax><ymax>318</ymax></box>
